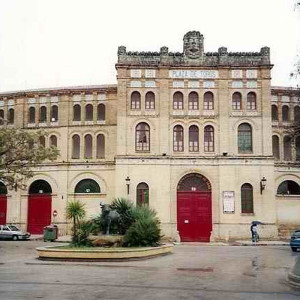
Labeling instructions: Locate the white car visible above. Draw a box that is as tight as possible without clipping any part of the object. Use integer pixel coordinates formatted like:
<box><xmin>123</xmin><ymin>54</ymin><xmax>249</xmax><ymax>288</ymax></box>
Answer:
<box><xmin>0</xmin><ymin>225</ymin><xmax>31</xmax><ymax>240</ymax></box>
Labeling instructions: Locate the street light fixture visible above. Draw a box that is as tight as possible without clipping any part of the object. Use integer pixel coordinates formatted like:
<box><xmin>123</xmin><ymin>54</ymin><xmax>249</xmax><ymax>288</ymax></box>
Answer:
<box><xmin>125</xmin><ymin>176</ymin><xmax>130</xmax><ymax>195</ymax></box>
<box><xmin>260</xmin><ymin>177</ymin><xmax>267</xmax><ymax>194</ymax></box>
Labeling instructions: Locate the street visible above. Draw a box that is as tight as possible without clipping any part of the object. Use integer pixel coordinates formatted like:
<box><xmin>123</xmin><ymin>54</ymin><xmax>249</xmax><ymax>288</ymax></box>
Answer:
<box><xmin>0</xmin><ymin>241</ymin><xmax>300</xmax><ymax>299</ymax></box>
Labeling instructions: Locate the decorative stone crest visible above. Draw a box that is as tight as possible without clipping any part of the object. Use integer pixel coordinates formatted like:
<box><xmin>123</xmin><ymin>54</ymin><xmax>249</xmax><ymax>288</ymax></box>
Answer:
<box><xmin>183</xmin><ymin>31</ymin><xmax>204</xmax><ymax>59</ymax></box>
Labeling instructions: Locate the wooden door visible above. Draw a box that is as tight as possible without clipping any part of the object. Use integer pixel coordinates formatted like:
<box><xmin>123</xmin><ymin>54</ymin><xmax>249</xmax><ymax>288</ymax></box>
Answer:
<box><xmin>27</xmin><ymin>195</ymin><xmax>52</xmax><ymax>234</ymax></box>
<box><xmin>177</xmin><ymin>191</ymin><xmax>212</xmax><ymax>242</ymax></box>
<box><xmin>0</xmin><ymin>195</ymin><xmax>7</xmax><ymax>225</ymax></box>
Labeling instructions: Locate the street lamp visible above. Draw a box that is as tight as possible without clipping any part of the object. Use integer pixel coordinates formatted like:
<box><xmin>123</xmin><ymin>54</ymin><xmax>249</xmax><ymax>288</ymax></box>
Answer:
<box><xmin>125</xmin><ymin>176</ymin><xmax>130</xmax><ymax>195</ymax></box>
<box><xmin>260</xmin><ymin>177</ymin><xmax>267</xmax><ymax>194</ymax></box>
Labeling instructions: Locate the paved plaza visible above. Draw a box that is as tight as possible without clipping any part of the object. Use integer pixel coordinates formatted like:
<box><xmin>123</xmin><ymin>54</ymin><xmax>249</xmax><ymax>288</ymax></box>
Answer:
<box><xmin>0</xmin><ymin>240</ymin><xmax>300</xmax><ymax>299</ymax></box>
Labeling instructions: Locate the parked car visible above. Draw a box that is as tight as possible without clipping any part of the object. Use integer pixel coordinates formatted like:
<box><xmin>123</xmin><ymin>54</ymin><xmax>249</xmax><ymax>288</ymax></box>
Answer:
<box><xmin>0</xmin><ymin>224</ymin><xmax>31</xmax><ymax>241</ymax></box>
<box><xmin>290</xmin><ymin>230</ymin><xmax>300</xmax><ymax>252</ymax></box>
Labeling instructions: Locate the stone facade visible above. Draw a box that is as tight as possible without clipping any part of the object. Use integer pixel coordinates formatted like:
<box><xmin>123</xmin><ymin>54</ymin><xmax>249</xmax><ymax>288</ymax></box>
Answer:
<box><xmin>0</xmin><ymin>31</ymin><xmax>299</xmax><ymax>241</ymax></box>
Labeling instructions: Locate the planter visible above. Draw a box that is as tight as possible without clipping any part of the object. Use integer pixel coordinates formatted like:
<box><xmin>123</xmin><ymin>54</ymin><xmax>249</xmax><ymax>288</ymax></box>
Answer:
<box><xmin>36</xmin><ymin>244</ymin><xmax>173</xmax><ymax>261</ymax></box>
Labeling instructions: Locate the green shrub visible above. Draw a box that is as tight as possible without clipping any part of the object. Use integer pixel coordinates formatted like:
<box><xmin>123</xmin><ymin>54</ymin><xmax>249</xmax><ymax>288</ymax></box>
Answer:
<box><xmin>71</xmin><ymin>220</ymin><xmax>93</xmax><ymax>247</ymax></box>
<box><xmin>123</xmin><ymin>205</ymin><xmax>161</xmax><ymax>247</ymax></box>
<box><xmin>110</xmin><ymin>198</ymin><xmax>135</xmax><ymax>234</ymax></box>
<box><xmin>123</xmin><ymin>216</ymin><xmax>161</xmax><ymax>247</ymax></box>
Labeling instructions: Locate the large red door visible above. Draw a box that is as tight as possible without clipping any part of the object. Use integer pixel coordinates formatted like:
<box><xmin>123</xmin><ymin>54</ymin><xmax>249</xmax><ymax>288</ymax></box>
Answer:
<box><xmin>177</xmin><ymin>191</ymin><xmax>212</xmax><ymax>242</ymax></box>
<box><xmin>0</xmin><ymin>195</ymin><xmax>7</xmax><ymax>225</ymax></box>
<box><xmin>27</xmin><ymin>195</ymin><xmax>52</xmax><ymax>234</ymax></box>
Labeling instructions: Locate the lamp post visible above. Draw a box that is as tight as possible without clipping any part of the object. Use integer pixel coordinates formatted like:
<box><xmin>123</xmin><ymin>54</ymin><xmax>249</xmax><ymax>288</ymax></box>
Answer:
<box><xmin>260</xmin><ymin>177</ymin><xmax>267</xmax><ymax>194</ymax></box>
<box><xmin>125</xmin><ymin>176</ymin><xmax>130</xmax><ymax>195</ymax></box>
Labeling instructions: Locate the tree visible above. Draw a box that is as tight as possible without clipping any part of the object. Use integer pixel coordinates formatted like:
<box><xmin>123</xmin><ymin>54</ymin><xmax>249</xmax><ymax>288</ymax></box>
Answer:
<box><xmin>0</xmin><ymin>127</ymin><xmax>59</xmax><ymax>189</ymax></box>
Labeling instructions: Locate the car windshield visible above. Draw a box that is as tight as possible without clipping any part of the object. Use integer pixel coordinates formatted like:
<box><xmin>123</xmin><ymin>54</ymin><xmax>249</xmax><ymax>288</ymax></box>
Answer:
<box><xmin>8</xmin><ymin>226</ymin><xmax>19</xmax><ymax>231</ymax></box>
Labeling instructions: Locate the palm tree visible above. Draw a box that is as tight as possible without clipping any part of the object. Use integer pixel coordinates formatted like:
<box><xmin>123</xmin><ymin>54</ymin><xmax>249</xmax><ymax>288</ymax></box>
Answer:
<box><xmin>66</xmin><ymin>200</ymin><xmax>86</xmax><ymax>238</ymax></box>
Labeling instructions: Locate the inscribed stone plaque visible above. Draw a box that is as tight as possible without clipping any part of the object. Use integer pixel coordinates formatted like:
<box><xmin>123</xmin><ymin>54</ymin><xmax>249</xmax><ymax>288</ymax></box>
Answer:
<box><xmin>232</xmin><ymin>81</ymin><xmax>243</xmax><ymax>88</ymax></box>
<box><xmin>97</xmin><ymin>94</ymin><xmax>106</xmax><ymax>101</ymax></box>
<box><xmin>203</xmin><ymin>81</ymin><xmax>215</xmax><ymax>88</ymax></box>
<box><xmin>131</xmin><ymin>81</ymin><xmax>142</xmax><ymax>88</ymax></box>
<box><xmin>232</xmin><ymin>70</ymin><xmax>243</xmax><ymax>78</ymax></box>
<box><xmin>170</xmin><ymin>70</ymin><xmax>218</xmax><ymax>79</ymax></box>
<box><xmin>85</xmin><ymin>94</ymin><xmax>93</xmax><ymax>101</ymax></box>
<box><xmin>73</xmin><ymin>95</ymin><xmax>81</xmax><ymax>102</ymax></box>
<box><xmin>145</xmin><ymin>69</ymin><xmax>156</xmax><ymax>78</ymax></box>
<box><xmin>130</xmin><ymin>69</ymin><xmax>141</xmax><ymax>78</ymax></box>
<box><xmin>173</xmin><ymin>81</ymin><xmax>184</xmax><ymax>88</ymax></box>
<box><xmin>145</xmin><ymin>81</ymin><xmax>156</xmax><ymax>88</ymax></box>
<box><xmin>246</xmin><ymin>70</ymin><xmax>257</xmax><ymax>79</ymax></box>
<box><xmin>39</xmin><ymin>97</ymin><xmax>47</xmax><ymax>104</ymax></box>
<box><xmin>51</xmin><ymin>96</ymin><xmax>59</xmax><ymax>103</ymax></box>
<box><xmin>247</xmin><ymin>81</ymin><xmax>257</xmax><ymax>88</ymax></box>
<box><xmin>188</xmin><ymin>81</ymin><xmax>199</xmax><ymax>88</ymax></box>
<box><xmin>223</xmin><ymin>191</ymin><xmax>235</xmax><ymax>213</ymax></box>
<box><xmin>8</xmin><ymin>100</ymin><xmax>15</xmax><ymax>106</ymax></box>
<box><xmin>28</xmin><ymin>98</ymin><xmax>36</xmax><ymax>104</ymax></box>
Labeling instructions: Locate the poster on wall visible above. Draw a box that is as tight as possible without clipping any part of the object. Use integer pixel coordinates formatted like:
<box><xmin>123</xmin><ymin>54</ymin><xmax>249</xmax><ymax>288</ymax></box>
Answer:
<box><xmin>223</xmin><ymin>191</ymin><xmax>235</xmax><ymax>213</ymax></box>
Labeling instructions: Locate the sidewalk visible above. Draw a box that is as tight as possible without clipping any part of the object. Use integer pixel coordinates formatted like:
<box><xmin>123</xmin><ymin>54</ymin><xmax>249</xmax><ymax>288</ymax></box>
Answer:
<box><xmin>232</xmin><ymin>240</ymin><xmax>289</xmax><ymax>246</ymax></box>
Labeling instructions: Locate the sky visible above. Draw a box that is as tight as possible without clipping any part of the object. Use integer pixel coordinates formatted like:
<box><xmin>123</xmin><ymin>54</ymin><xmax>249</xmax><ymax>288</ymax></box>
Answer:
<box><xmin>0</xmin><ymin>0</ymin><xmax>299</xmax><ymax>92</ymax></box>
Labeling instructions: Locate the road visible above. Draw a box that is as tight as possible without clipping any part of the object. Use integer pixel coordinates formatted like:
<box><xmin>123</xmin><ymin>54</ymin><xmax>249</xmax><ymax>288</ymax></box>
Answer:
<box><xmin>0</xmin><ymin>240</ymin><xmax>299</xmax><ymax>299</ymax></box>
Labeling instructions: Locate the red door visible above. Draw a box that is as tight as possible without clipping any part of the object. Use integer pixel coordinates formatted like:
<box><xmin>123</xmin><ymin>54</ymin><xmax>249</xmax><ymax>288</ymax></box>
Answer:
<box><xmin>177</xmin><ymin>191</ymin><xmax>212</xmax><ymax>242</ymax></box>
<box><xmin>27</xmin><ymin>195</ymin><xmax>52</xmax><ymax>234</ymax></box>
<box><xmin>0</xmin><ymin>195</ymin><xmax>7</xmax><ymax>225</ymax></box>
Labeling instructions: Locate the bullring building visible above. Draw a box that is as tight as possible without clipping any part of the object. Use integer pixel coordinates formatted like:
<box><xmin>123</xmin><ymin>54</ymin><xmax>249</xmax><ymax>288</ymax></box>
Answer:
<box><xmin>0</xmin><ymin>31</ymin><xmax>299</xmax><ymax>241</ymax></box>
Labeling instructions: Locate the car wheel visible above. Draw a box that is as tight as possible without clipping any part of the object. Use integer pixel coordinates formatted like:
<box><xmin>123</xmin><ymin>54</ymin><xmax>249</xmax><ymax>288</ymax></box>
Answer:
<box><xmin>291</xmin><ymin>247</ymin><xmax>298</xmax><ymax>252</ymax></box>
<box><xmin>12</xmin><ymin>235</ymin><xmax>19</xmax><ymax>241</ymax></box>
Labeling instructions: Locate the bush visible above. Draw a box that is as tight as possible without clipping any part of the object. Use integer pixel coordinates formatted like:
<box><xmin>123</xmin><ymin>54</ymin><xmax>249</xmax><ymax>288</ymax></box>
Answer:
<box><xmin>123</xmin><ymin>216</ymin><xmax>161</xmax><ymax>247</ymax></box>
<box><xmin>110</xmin><ymin>198</ymin><xmax>135</xmax><ymax>234</ymax></box>
<box><xmin>71</xmin><ymin>220</ymin><xmax>93</xmax><ymax>247</ymax></box>
<box><xmin>123</xmin><ymin>205</ymin><xmax>161</xmax><ymax>247</ymax></box>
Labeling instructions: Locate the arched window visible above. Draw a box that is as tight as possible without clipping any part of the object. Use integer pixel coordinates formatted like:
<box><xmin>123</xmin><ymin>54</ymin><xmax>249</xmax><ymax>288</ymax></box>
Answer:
<box><xmin>96</xmin><ymin>134</ymin><xmax>105</xmax><ymax>158</ymax></box>
<box><xmin>241</xmin><ymin>183</ymin><xmax>253</xmax><ymax>213</ymax></box>
<box><xmin>204</xmin><ymin>125</ymin><xmax>214</xmax><ymax>152</ymax></box>
<box><xmin>284</xmin><ymin>136</ymin><xmax>292</xmax><ymax>161</ymax></box>
<box><xmin>173</xmin><ymin>125</ymin><xmax>184</xmax><ymax>152</ymax></box>
<box><xmin>136</xmin><ymin>122</ymin><xmax>150</xmax><ymax>151</ymax></box>
<box><xmin>73</xmin><ymin>104</ymin><xmax>81</xmax><ymax>121</ymax></box>
<box><xmin>272</xmin><ymin>135</ymin><xmax>280</xmax><ymax>160</ymax></box>
<box><xmin>277</xmin><ymin>180</ymin><xmax>300</xmax><ymax>195</ymax></box>
<box><xmin>238</xmin><ymin>123</ymin><xmax>252</xmax><ymax>153</ymax></box>
<box><xmin>75</xmin><ymin>179</ymin><xmax>100</xmax><ymax>193</ymax></box>
<box><xmin>50</xmin><ymin>135</ymin><xmax>57</xmax><ymax>147</ymax></box>
<box><xmin>39</xmin><ymin>106</ymin><xmax>47</xmax><ymax>123</ymax></box>
<box><xmin>177</xmin><ymin>173</ymin><xmax>211</xmax><ymax>191</ymax></box>
<box><xmin>51</xmin><ymin>105</ymin><xmax>58</xmax><ymax>122</ymax></box>
<box><xmin>189</xmin><ymin>125</ymin><xmax>199</xmax><ymax>152</ymax></box>
<box><xmin>296</xmin><ymin>136</ymin><xmax>300</xmax><ymax>161</ymax></box>
<box><xmin>173</xmin><ymin>92</ymin><xmax>183</xmax><ymax>110</ymax></box>
<box><xmin>282</xmin><ymin>106</ymin><xmax>289</xmax><ymax>122</ymax></box>
<box><xmin>29</xmin><ymin>107</ymin><xmax>35</xmax><ymax>123</ymax></box>
<box><xmin>232</xmin><ymin>92</ymin><xmax>242</xmax><ymax>110</ymax></box>
<box><xmin>97</xmin><ymin>104</ymin><xmax>105</xmax><ymax>121</ymax></box>
<box><xmin>272</xmin><ymin>105</ymin><xmax>278</xmax><ymax>121</ymax></box>
<box><xmin>145</xmin><ymin>92</ymin><xmax>155</xmax><ymax>110</ymax></box>
<box><xmin>131</xmin><ymin>92</ymin><xmax>141</xmax><ymax>110</ymax></box>
<box><xmin>85</xmin><ymin>104</ymin><xmax>93</xmax><ymax>121</ymax></box>
<box><xmin>8</xmin><ymin>108</ymin><xmax>14</xmax><ymax>124</ymax></box>
<box><xmin>39</xmin><ymin>136</ymin><xmax>45</xmax><ymax>147</ymax></box>
<box><xmin>247</xmin><ymin>92</ymin><xmax>256</xmax><ymax>110</ymax></box>
<box><xmin>72</xmin><ymin>134</ymin><xmax>80</xmax><ymax>159</ymax></box>
<box><xmin>136</xmin><ymin>182</ymin><xmax>149</xmax><ymax>206</ymax></box>
<box><xmin>84</xmin><ymin>134</ymin><xmax>93</xmax><ymax>159</ymax></box>
<box><xmin>294</xmin><ymin>106</ymin><xmax>300</xmax><ymax>123</ymax></box>
<box><xmin>204</xmin><ymin>92</ymin><xmax>214</xmax><ymax>110</ymax></box>
<box><xmin>0</xmin><ymin>109</ymin><xmax>4</xmax><ymax>125</ymax></box>
<box><xmin>29</xmin><ymin>180</ymin><xmax>52</xmax><ymax>194</ymax></box>
<box><xmin>188</xmin><ymin>92</ymin><xmax>199</xmax><ymax>110</ymax></box>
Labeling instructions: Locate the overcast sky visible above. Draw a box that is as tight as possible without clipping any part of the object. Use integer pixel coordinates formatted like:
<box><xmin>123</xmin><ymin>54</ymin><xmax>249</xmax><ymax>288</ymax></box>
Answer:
<box><xmin>0</xmin><ymin>0</ymin><xmax>299</xmax><ymax>92</ymax></box>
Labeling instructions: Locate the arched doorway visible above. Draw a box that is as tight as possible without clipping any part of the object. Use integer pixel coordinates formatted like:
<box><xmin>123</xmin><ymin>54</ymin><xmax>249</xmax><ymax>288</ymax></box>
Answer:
<box><xmin>177</xmin><ymin>173</ymin><xmax>212</xmax><ymax>242</ymax></box>
<box><xmin>0</xmin><ymin>182</ymin><xmax>7</xmax><ymax>225</ymax></box>
<box><xmin>27</xmin><ymin>180</ymin><xmax>52</xmax><ymax>234</ymax></box>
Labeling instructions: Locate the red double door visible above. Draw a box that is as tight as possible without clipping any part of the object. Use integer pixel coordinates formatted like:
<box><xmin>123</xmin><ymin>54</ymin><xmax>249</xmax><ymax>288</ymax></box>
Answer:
<box><xmin>177</xmin><ymin>191</ymin><xmax>212</xmax><ymax>242</ymax></box>
<box><xmin>27</xmin><ymin>195</ymin><xmax>52</xmax><ymax>234</ymax></box>
<box><xmin>0</xmin><ymin>195</ymin><xmax>7</xmax><ymax>225</ymax></box>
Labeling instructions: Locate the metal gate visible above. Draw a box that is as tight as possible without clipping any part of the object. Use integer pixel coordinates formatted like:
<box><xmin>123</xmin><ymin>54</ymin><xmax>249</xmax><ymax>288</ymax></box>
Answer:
<box><xmin>0</xmin><ymin>195</ymin><xmax>7</xmax><ymax>225</ymax></box>
<box><xmin>177</xmin><ymin>191</ymin><xmax>212</xmax><ymax>242</ymax></box>
<box><xmin>27</xmin><ymin>195</ymin><xmax>52</xmax><ymax>234</ymax></box>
